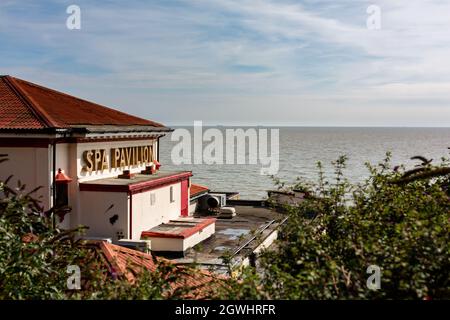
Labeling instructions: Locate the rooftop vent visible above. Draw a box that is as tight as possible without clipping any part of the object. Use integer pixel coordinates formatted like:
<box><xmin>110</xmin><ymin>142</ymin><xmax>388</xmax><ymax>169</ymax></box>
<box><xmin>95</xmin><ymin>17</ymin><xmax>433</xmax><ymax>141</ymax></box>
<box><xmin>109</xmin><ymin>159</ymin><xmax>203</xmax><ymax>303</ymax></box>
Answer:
<box><xmin>141</xmin><ymin>165</ymin><xmax>156</xmax><ymax>175</ymax></box>
<box><xmin>118</xmin><ymin>169</ymin><xmax>135</xmax><ymax>179</ymax></box>
<box><xmin>118</xmin><ymin>239</ymin><xmax>151</xmax><ymax>253</ymax></box>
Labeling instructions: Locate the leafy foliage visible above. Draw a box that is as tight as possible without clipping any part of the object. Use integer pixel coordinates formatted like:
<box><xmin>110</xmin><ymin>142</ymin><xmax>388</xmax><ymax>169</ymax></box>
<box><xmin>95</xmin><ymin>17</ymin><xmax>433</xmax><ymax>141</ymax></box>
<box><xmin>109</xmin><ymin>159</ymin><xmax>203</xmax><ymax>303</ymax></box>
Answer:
<box><xmin>253</xmin><ymin>152</ymin><xmax>450</xmax><ymax>299</ymax></box>
<box><xmin>0</xmin><ymin>171</ymin><xmax>91</xmax><ymax>299</ymax></box>
<box><xmin>0</xmin><ymin>156</ymin><xmax>222</xmax><ymax>300</ymax></box>
<box><xmin>1</xmin><ymin>152</ymin><xmax>449</xmax><ymax>300</ymax></box>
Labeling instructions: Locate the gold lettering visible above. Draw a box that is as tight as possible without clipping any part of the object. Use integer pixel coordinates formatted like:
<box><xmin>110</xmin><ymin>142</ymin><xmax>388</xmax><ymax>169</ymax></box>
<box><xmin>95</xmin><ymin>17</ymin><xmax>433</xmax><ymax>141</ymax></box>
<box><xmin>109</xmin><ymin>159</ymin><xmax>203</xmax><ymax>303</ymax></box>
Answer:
<box><xmin>101</xmin><ymin>150</ymin><xmax>108</xmax><ymax>171</ymax></box>
<box><xmin>94</xmin><ymin>150</ymin><xmax>102</xmax><ymax>171</ymax></box>
<box><xmin>82</xmin><ymin>144</ymin><xmax>156</xmax><ymax>173</ymax></box>
<box><xmin>136</xmin><ymin>147</ymin><xmax>139</xmax><ymax>165</ymax></box>
<box><xmin>83</xmin><ymin>150</ymin><xmax>94</xmax><ymax>172</ymax></box>
<box><xmin>143</xmin><ymin>146</ymin><xmax>149</xmax><ymax>163</ymax></box>
<box><xmin>124</xmin><ymin>147</ymin><xmax>131</xmax><ymax>167</ymax></box>
<box><xmin>119</xmin><ymin>149</ymin><xmax>126</xmax><ymax>168</ymax></box>
<box><xmin>149</xmin><ymin>145</ymin><xmax>153</xmax><ymax>162</ymax></box>
<box><xmin>139</xmin><ymin>146</ymin><xmax>144</xmax><ymax>164</ymax></box>
<box><xmin>111</xmin><ymin>148</ymin><xmax>120</xmax><ymax>168</ymax></box>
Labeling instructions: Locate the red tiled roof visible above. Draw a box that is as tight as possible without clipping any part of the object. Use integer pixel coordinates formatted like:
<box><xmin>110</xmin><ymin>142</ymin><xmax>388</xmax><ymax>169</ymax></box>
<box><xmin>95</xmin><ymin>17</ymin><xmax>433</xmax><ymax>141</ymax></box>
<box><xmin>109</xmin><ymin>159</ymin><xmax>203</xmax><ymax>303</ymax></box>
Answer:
<box><xmin>21</xmin><ymin>233</ymin><xmax>39</xmax><ymax>243</ymax></box>
<box><xmin>0</xmin><ymin>75</ymin><xmax>165</xmax><ymax>130</ymax></box>
<box><xmin>19</xmin><ymin>235</ymin><xmax>224</xmax><ymax>298</ymax></box>
<box><xmin>99</xmin><ymin>241</ymin><xmax>157</xmax><ymax>282</ymax></box>
<box><xmin>97</xmin><ymin>242</ymin><xmax>225</xmax><ymax>298</ymax></box>
<box><xmin>0</xmin><ymin>77</ymin><xmax>47</xmax><ymax>129</ymax></box>
<box><xmin>190</xmin><ymin>183</ymin><xmax>209</xmax><ymax>197</ymax></box>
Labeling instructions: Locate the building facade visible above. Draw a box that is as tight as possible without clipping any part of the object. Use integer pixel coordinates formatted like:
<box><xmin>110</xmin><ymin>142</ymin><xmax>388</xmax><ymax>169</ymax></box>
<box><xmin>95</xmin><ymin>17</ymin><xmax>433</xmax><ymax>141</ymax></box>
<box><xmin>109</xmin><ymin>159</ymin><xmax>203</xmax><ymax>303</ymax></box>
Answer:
<box><xmin>0</xmin><ymin>75</ymin><xmax>214</xmax><ymax>250</ymax></box>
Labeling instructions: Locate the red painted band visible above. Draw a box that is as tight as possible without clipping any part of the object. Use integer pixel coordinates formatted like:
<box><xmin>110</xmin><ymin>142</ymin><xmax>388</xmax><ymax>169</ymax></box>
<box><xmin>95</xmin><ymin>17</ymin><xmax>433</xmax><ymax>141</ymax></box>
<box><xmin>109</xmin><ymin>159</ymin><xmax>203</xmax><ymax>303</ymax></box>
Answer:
<box><xmin>141</xmin><ymin>218</ymin><xmax>216</xmax><ymax>239</ymax></box>
<box><xmin>79</xmin><ymin>172</ymin><xmax>193</xmax><ymax>194</ymax></box>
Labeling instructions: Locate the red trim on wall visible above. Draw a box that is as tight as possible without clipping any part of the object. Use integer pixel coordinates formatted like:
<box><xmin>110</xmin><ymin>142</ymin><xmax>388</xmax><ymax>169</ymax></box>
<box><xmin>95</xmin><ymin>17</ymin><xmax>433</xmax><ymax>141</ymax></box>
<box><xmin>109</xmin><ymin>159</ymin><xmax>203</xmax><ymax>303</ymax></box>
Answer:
<box><xmin>0</xmin><ymin>138</ymin><xmax>51</xmax><ymax>148</ymax></box>
<box><xmin>79</xmin><ymin>184</ymin><xmax>126</xmax><ymax>192</ymax></box>
<box><xmin>180</xmin><ymin>179</ymin><xmax>189</xmax><ymax>217</ymax></box>
<box><xmin>141</xmin><ymin>218</ymin><xmax>216</xmax><ymax>239</ymax></box>
<box><xmin>79</xmin><ymin>172</ymin><xmax>193</xmax><ymax>194</ymax></box>
<box><xmin>72</xmin><ymin>137</ymin><xmax>159</xmax><ymax>144</ymax></box>
<box><xmin>129</xmin><ymin>192</ymin><xmax>133</xmax><ymax>239</ymax></box>
<box><xmin>129</xmin><ymin>172</ymin><xmax>192</xmax><ymax>194</ymax></box>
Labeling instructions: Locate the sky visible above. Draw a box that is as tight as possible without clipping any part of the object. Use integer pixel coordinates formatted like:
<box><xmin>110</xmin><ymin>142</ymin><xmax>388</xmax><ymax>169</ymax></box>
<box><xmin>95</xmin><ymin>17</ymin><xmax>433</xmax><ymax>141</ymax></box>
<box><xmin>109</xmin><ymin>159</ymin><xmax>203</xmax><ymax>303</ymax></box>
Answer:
<box><xmin>1</xmin><ymin>0</ymin><xmax>450</xmax><ymax>126</ymax></box>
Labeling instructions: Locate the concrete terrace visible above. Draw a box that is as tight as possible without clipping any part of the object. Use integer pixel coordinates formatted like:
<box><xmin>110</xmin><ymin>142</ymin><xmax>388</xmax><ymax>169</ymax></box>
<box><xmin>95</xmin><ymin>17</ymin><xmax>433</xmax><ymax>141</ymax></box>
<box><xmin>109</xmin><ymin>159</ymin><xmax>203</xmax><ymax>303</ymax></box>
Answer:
<box><xmin>170</xmin><ymin>204</ymin><xmax>286</xmax><ymax>273</ymax></box>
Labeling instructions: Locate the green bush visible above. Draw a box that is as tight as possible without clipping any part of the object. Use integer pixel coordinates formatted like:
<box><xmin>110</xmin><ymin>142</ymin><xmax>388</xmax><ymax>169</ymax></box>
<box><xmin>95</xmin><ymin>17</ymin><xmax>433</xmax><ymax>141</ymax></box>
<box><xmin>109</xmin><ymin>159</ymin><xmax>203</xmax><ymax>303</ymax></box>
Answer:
<box><xmin>0</xmin><ymin>155</ymin><xmax>220</xmax><ymax>300</ymax></box>
<box><xmin>0</xmin><ymin>173</ymin><xmax>90</xmax><ymax>299</ymax></box>
<box><xmin>1</xmin><ymin>153</ymin><xmax>449</xmax><ymax>300</ymax></box>
<box><xmin>256</xmin><ymin>153</ymin><xmax>450</xmax><ymax>299</ymax></box>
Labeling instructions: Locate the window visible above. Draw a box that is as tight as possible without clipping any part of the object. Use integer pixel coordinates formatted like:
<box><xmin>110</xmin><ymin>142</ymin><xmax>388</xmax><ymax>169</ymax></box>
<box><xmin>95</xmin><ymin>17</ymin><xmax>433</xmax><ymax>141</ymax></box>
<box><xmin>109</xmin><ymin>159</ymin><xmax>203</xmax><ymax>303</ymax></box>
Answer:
<box><xmin>54</xmin><ymin>168</ymin><xmax>71</xmax><ymax>209</ymax></box>
<box><xmin>55</xmin><ymin>183</ymin><xmax>69</xmax><ymax>208</ymax></box>
<box><xmin>150</xmin><ymin>193</ymin><xmax>156</xmax><ymax>206</ymax></box>
<box><xmin>170</xmin><ymin>186</ymin><xmax>175</xmax><ymax>203</ymax></box>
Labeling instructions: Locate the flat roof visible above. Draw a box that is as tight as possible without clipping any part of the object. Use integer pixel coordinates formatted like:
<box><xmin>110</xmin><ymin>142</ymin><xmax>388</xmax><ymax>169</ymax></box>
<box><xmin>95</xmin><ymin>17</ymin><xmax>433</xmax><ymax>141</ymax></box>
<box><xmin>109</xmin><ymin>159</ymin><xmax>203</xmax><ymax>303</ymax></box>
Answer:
<box><xmin>79</xmin><ymin>171</ymin><xmax>192</xmax><ymax>193</ymax></box>
<box><xmin>190</xmin><ymin>184</ymin><xmax>209</xmax><ymax>199</ymax></box>
<box><xmin>168</xmin><ymin>205</ymin><xmax>285</xmax><ymax>269</ymax></box>
<box><xmin>142</xmin><ymin>218</ymin><xmax>216</xmax><ymax>239</ymax></box>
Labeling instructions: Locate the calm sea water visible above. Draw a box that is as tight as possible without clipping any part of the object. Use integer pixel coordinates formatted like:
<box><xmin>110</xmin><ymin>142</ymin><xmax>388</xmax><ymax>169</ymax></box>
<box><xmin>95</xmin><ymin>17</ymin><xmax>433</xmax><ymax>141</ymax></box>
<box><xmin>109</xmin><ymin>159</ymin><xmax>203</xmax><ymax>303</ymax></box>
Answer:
<box><xmin>160</xmin><ymin>127</ymin><xmax>450</xmax><ymax>199</ymax></box>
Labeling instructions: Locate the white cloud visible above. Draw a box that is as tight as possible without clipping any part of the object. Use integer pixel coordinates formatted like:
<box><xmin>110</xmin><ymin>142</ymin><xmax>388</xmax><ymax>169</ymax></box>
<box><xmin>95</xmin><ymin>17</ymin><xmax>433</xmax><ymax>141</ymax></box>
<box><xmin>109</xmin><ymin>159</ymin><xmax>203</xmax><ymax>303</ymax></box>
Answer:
<box><xmin>0</xmin><ymin>0</ymin><xmax>449</xmax><ymax>125</ymax></box>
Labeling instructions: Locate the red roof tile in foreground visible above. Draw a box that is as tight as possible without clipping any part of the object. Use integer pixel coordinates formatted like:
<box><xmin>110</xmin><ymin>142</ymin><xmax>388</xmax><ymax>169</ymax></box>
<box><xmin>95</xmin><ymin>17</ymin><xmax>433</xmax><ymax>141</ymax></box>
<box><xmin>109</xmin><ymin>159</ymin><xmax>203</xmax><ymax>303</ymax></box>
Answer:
<box><xmin>21</xmin><ymin>233</ymin><xmax>39</xmax><ymax>243</ymax></box>
<box><xmin>0</xmin><ymin>75</ymin><xmax>165</xmax><ymax>130</ymax></box>
<box><xmin>98</xmin><ymin>242</ymin><xmax>224</xmax><ymax>298</ymax></box>
<box><xmin>20</xmin><ymin>237</ymin><xmax>223</xmax><ymax>298</ymax></box>
<box><xmin>190</xmin><ymin>183</ymin><xmax>209</xmax><ymax>197</ymax></box>
<box><xmin>99</xmin><ymin>241</ymin><xmax>157</xmax><ymax>282</ymax></box>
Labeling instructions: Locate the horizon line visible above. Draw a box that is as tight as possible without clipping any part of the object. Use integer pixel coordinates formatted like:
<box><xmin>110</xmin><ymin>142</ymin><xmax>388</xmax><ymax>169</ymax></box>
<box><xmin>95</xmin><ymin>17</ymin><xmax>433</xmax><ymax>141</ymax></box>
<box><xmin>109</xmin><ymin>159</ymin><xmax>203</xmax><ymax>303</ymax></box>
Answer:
<box><xmin>163</xmin><ymin>123</ymin><xmax>450</xmax><ymax>128</ymax></box>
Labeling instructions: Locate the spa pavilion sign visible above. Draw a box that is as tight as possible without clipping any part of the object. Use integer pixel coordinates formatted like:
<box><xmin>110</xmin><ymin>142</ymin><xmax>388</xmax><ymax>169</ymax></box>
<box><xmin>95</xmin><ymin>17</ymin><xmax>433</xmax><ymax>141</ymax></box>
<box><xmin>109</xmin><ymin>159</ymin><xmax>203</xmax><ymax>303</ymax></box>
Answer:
<box><xmin>82</xmin><ymin>145</ymin><xmax>154</xmax><ymax>172</ymax></box>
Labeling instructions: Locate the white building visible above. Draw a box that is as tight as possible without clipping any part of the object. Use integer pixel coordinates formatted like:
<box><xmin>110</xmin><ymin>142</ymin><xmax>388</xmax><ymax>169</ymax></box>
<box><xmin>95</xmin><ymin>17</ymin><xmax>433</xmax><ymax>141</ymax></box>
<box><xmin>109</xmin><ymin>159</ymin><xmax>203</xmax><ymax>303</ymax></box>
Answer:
<box><xmin>0</xmin><ymin>75</ymin><xmax>215</xmax><ymax>252</ymax></box>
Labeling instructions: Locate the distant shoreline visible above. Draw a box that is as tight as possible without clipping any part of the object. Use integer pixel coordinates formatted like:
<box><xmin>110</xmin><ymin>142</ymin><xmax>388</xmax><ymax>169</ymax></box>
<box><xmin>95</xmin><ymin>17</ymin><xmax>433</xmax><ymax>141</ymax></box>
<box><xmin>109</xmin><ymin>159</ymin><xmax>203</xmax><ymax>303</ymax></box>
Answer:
<box><xmin>166</xmin><ymin>125</ymin><xmax>450</xmax><ymax>129</ymax></box>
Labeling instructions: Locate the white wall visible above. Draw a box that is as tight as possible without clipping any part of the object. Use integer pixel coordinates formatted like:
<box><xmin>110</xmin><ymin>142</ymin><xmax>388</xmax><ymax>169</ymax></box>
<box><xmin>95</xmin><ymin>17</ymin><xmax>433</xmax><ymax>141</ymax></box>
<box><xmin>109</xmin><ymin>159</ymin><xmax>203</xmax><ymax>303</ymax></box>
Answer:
<box><xmin>189</xmin><ymin>200</ymin><xmax>198</xmax><ymax>215</ymax></box>
<box><xmin>147</xmin><ymin>223</ymin><xmax>215</xmax><ymax>252</ymax></box>
<box><xmin>182</xmin><ymin>223</ymin><xmax>215</xmax><ymax>251</ymax></box>
<box><xmin>0</xmin><ymin>138</ymin><xmax>184</xmax><ymax>244</ymax></box>
<box><xmin>0</xmin><ymin>144</ymin><xmax>78</xmax><ymax>229</ymax></box>
<box><xmin>79</xmin><ymin>182</ymin><xmax>183</xmax><ymax>241</ymax></box>
<box><xmin>56</xmin><ymin>143</ymin><xmax>70</xmax><ymax>173</ymax></box>
<box><xmin>131</xmin><ymin>182</ymin><xmax>181</xmax><ymax>240</ymax></box>
<box><xmin>79</xmin><ymin>191</ymin><xmax>129</xmax><ymax>241</ymax></box>
<box><xmin>0</xmin><ymin>147</ymin><xmax>51</xmax><ymax>210</ymax></box>
<box><xmin>61</xmin><ymin>139</ymin><xmax>158</xmax><ymax>230</ymax></box>
<box><xmin>57</xmin><ymin>137</ymin><xmax>179</xmax><ymax>241</ymax></box>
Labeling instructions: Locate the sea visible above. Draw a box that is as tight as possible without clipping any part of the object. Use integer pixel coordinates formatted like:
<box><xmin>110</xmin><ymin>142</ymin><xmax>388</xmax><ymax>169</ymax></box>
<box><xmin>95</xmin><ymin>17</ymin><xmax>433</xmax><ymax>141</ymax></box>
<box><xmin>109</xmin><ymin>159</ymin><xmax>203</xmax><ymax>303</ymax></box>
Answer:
<box><xmin>159</xmin><ymin>127</ymin><xmax>450</xmax><ymax>199</ymax></box>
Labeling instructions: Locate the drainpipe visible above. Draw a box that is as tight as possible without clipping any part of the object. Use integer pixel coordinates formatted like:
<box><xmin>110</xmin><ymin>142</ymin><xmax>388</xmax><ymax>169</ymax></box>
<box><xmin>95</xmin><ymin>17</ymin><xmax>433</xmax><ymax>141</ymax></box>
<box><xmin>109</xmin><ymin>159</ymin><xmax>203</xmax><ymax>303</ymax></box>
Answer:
<box><xmin>129</xmin><ymin>191</ymin><xmax>133</xmax><ymax>239</ymax></box>
<box><xmin>157</xmin><ymin>136</ymin><xmax>160</xmax><ymax>162</ymax></box>
<box><xmin>52</xmin><ymin>140</ymin><xmax>56</xmax><ymax>229</ymax></box>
